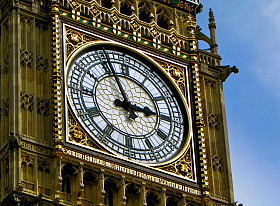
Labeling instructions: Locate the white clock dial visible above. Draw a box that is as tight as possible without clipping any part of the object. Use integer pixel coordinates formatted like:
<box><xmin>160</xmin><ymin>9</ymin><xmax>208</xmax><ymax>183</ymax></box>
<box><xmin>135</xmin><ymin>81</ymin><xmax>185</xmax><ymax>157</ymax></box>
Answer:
<box><xmin>67</xmin><ymin>45</ymin><xmax>187</xmax><ymax>164</ymax></box>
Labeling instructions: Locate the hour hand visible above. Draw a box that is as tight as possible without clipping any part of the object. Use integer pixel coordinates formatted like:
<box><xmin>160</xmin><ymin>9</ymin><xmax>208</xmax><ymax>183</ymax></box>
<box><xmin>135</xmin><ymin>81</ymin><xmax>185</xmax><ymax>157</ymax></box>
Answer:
<box><xmin>114</xmin><ymin>99</ymin><xmax>138</xmax><ymax>119</ymax></box>
<box><xmin>114</xmin><ymin>99</ymin><xmax>156</xmax><ymax>117</ymax></box>
<box><xmin>130</xmin><ymin>104</ymin><xmax>156</xmax><ymax>117</ymax></box>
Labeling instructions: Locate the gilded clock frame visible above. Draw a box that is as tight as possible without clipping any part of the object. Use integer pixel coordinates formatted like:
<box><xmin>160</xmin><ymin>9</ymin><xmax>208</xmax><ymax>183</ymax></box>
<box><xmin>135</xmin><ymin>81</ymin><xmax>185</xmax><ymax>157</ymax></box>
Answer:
<box><xmin>62</xmin><ymin>23</ymin><xmax>197</xmax><ymax>181</ymax></box>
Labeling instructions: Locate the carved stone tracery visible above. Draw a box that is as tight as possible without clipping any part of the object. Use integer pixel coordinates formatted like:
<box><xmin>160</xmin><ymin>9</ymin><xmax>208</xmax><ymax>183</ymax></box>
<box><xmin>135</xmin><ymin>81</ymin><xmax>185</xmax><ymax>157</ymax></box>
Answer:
<box><xmin>20</xmin><ymin>49</ymin><xmax>33</xmax><ymax>68</ymax></box>
<box><xmin>68</xmin><ymin>113</ymin><xmax>100</xmax><ymax>150</ymax></box>
<box><xmin>65</xmin><ymin>29</ymin><xmax>98</xmax><ymax>59</ymax></box>
<box><xmin>207</xmin><ymin>113</ymin><xmax>218</xmax><ymax>130</ymax></box>
<box><xmin>20</xmin><ymin>92</ymin><xmax>34</xmax><ymax>111</ymax></box>
<box><xmin>160</xmin><ymin>62</ymin><xmax>185</xmax><ymax>95</ymax></box>
<box><xmin>37</xmin><ymin>97</ymin><xmax>50</xmax><ymax>116</ymax></box>
<box><xmin>211</xmin><ymin>155</ymin><xmax>223</xmax><ymax>172</ymax></box>
<box><xmin>160</xmin><ymin>146</ymin><xmax>193</xmax><ymax>179</ymax></box>
<box><xmin>36</xmin><ymin>55</ymin><xmax>49</xmax><ymax>73</ymax></box>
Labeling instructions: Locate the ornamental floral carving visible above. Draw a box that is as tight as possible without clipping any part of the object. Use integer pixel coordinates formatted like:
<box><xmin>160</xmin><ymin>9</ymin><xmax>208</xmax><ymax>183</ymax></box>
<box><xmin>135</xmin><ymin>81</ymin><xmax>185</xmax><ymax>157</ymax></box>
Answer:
<box><xmin>211</xmin><ymin>154</ymin><xmax>223</xmax><ymax>172</ymax></box>
<box><xmin>160</xmin><ymin>147</ymin><xmax>193</xmax><ymax>179</ymax></box>
<box><xmin>36</xmin><ymin>55</ymin><xmax>49</xmax><ymax>72</ymax></box>
<box><xmin>207</xmin><ymin>113</ymin><xmax>218</xmax><ymax>130</ymax></box>
<box><xmin>20</xmin><ymin>92</ymin><xmax>34</xmax><ymax>111</ymax></box>
<box><xmin>68</xmin><ymin>114</ymin><xmax>100</xmax><ymax>150</ymax></box>
<box><xmin>65</xmin><ymin>28</ymin><xmax>98</xmax><ymax>59</ymax></box>
<box><xmin>160</xmin><ymin>62</ymin><xmax>185</xmax><ymax>95</ymax></box>
<box><xmin>37</xmin><ymin>97</ymin><xmax>50</xmax><ymax>116</ymax></box>
<box><xmin>20</xmin><ymin>49</ymin><xmax>33</xmax><ymax>68</ymax></box>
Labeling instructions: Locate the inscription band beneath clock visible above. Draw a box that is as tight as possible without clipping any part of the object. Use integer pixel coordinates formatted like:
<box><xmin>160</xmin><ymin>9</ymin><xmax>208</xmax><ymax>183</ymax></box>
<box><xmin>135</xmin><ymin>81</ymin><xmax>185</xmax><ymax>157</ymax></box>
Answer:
<box><xmin>63</xmin><ymin>148</ymin><xmax>200</xmax><ymax>195</ymax></box>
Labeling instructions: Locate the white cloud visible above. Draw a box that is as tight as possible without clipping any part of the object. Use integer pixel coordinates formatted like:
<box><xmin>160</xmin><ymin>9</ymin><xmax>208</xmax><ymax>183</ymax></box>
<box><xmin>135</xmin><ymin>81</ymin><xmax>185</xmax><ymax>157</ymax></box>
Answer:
<box><xmin>263</xmin><ymin>0</ymin><xmax>280</xmax><ymax>32</ymax></box>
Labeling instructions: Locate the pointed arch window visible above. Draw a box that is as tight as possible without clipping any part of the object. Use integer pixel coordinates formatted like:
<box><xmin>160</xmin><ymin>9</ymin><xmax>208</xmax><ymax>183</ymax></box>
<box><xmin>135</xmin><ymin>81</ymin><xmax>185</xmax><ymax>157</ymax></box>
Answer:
<box><xmin>120</xmin><ymin>0</ymin><xmax>134</xmax><ymax>16</ymax></box>
<box><xmin>156</xmin><ymin>8</ymin><xmax>170</xmax><ymax>30</ymax></box>
<box><xmin>61</xmin><ymin>176</ymin><xmax>71</xmax><ymax>194</ymax></box>
<box><xmin>139</xmin><ymin>1</ymin><xmax>153</xmax><ymax>23</ymax></box>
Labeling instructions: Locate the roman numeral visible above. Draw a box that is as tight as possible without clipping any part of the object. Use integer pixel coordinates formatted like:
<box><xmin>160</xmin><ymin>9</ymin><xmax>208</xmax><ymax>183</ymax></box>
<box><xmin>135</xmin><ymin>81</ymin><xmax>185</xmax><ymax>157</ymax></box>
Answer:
<box><xmin>121</xmin><ymin>66</ymin><xmax>129</xmax><ymax>76</ymax></box>
<box><xmin>159</xmin><ymin>114</ymin><xmax>171</xmax><ymax>122</ymax></box>
<box><xmin>145</xmin><ymin>139</ymin><xmax>153</xmax><ymax>149</ymax></box>
<box><xmin>126</xmin><ymin>136</ymin><xmax>132</xmax><ymax>148</ymax></box>
<box><xmin>87</xmin><ymin>107</ymin><xmax>100</xmax><ymax>117</ymax></box>
<box><xmin>102</xmin><ymin>63</ymin><xmax>111</xmax><ymax>74</ymax></box>
<box><xmin>86</xmin><ymin>71</ymin><xmax>97</xmax><ymax>80</ymax></box>
<box><xmin>154</xmin><ymin>96</ymin><xmax>165</xmax><ymax>101</ymax></box>
<box><xmin>157</xmin><ymin>129</ymin><xmax>168</xmax><ymax>140</ymax></box>
<box><xmin>82</xmin><ymin>86</ymin><xmax>93</xmax><ymax>96</ymax></box>
<box><xmin>103</xmin><ymin>124</ymin><xmax>113</xmax><ymax>136</ymax></box>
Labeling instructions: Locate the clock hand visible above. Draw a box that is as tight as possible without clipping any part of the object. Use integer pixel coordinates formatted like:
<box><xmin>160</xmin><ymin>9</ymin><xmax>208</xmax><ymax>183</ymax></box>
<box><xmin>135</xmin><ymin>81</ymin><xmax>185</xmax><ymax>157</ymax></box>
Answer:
<box><xmin>102</xmin><ymin>48</ymin><xmax>138</xmax><ymax>119</ymax></box>
<box><xmin>114</xmin><ymin>99</ymin><xmax>156</xmax><ymax>117</ymax></box>
<box><xmin>131</xmin><ymin>104</ymin><xmax>156</xmax><ymax>116</ymax></box>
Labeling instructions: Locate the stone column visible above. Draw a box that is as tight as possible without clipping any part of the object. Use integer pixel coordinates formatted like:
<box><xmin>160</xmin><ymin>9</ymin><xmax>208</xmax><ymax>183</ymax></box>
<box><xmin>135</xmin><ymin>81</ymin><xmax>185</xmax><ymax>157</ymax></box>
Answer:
<box><xmin>98</xmin><ymin>170</ymin><xmax>106</xmax><ymax>206</ymax></box>
<box><xmin>139</xmin><ymin>182</ymin><xmax>147</xmax><ymax>206</ymax></box>
<box><xmin>159</xmin><ymin>188</ymin><xmax>166</xmax><ymax>206</ymax></box>
<box><xmin>119</xmin><ymin>176</ymin><xmax>127</xmax><ymax>205</ymax></box>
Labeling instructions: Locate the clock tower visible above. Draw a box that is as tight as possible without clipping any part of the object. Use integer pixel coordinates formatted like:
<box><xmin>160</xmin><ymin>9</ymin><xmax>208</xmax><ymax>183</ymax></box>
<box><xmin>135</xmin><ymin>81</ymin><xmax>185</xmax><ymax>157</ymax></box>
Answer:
<box><xmin>0</xmin><ymin>0</ymin><xmax>238</xmax><ymax>206</ymax></box>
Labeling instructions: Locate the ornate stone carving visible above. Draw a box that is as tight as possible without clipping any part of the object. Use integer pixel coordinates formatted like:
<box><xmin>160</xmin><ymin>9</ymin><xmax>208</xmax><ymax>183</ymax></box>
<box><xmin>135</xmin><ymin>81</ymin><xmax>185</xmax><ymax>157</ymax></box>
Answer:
<box><xmin>169</xmin><ymin>33</ymin><xmax>179</xmax><ymax>46</ymax></box>
<box><xmin>65</xmin><ymin>28</ymin><xmax>98</xmax><ymax>59</ymax></box>
<box><xmin>38</xmin><ymin>160</ymin><xmax>50</xmax><ymax>173</ymax></box>
<box><xmin>20</xmin><ymin>92</ymin><xmax>34</xmax><ymax>111</ymax></box>
<box><xmin>207</xmin><ymin>113</ymin><xmax>218</xmax><ymax>130</ymax></box>
<box><xmin>216</xmin><ymin>65</ymin><xmax>239</xmax><ymax>82</ymax></box>
<box><xmin>22</xmin><ymin>155</ymin><xmax>34</xmax><ymax>165</ymax></box>
<box><xmin>205</xmin><ymin>79</ymin><xmax>215</xmax><ymax>88</ymax></box>
<box><xmin>130</xmin><ymin>19</ymin><xmax>140</xmax><ymax>32</ymax></box>
<box><xmin>20</xmin><ymin>49</ymin><xmax>33</xmax><ymax>68</ymax></box>
<box><xmin>37</xmin><ymin>97</ymin><xmax>50</xmax><ymax>116</ymax></box>
<box><xmin>160</xmin><ymin>62</ymin><xmax>185</xmax><ymax>95</ymax></box>
<box><xmin>211</xmin><ymin>154</ymin><xmax>223</xmax><ymax>172</ymax></box>
<box><xmin>149</xmin><ymin>27</ymin><xmax>160</xmax><ymax>38</ymax></box>
<box><xmin>110</xmin><ymin>12</ymin><xmax>120</xmax><ymax>24</ymax></box>
<box><xmin>36</xmin><ymin>55</ymin><xmax>49</xmax><ymax>72</ymax></box>
<box><xmin>160</xmin><ymin>147</ymin><xmax>193</xmax><ymax>179</ymax></box>
<box><xmin>68</xmin><ymin>114</ymin><xmax>100</xmax><ymax>150</ymax></box>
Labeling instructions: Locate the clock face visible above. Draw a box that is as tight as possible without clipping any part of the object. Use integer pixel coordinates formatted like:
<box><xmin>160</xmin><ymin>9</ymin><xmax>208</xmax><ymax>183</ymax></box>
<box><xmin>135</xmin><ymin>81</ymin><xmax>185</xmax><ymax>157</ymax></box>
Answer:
<box><xmin>66</xmin><ymin>45</ymin><xmax>188</xmax><ymax>164</ymax></box>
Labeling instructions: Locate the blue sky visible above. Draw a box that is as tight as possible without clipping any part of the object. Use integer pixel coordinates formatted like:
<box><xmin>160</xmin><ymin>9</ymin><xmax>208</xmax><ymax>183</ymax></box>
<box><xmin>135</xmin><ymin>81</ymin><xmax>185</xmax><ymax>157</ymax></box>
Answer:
<box><xmin>197</xmin><ymin>0</ymin><xmax>280</xmax><ymax>205</ymax></box>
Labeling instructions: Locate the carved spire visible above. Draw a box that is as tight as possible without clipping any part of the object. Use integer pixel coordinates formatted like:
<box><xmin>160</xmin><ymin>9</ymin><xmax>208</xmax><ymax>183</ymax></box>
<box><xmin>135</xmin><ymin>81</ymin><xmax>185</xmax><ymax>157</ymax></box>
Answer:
<box><xmin>208</xmin><ymin>9</ymin><xmax>218</xmax><ymax>54</ymax></box>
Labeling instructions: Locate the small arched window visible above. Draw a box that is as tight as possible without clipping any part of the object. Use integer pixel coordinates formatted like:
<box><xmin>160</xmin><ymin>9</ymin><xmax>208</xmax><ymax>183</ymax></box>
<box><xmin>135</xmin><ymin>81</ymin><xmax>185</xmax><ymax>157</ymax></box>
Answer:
<box><xmin>146</xmin><ymin>190</ymin><xmax>159</xmax><ymax>206</ymax></box>
<box><xmin>166</xmin><ymin>196</ymin><xmax>180</xmax><ymax>206</ymax></box>
<box><xmin>139</xmin><ymin>1</ymin><xmax>153</xmax><ymax>23</ymax></box>
<box><xmin>120</xmin><ymin>1</ymin><xmax>133</xmax><ymax>16</ymax></box>
<box><xmin>61</xmin><ymin>176</ymin><xmax>71</xmax><ymax>194</ymax></box>
<box><xmin>157</xmin><ymin>8</ymin><xmax>170</xmax><ymax>30</ymax></box>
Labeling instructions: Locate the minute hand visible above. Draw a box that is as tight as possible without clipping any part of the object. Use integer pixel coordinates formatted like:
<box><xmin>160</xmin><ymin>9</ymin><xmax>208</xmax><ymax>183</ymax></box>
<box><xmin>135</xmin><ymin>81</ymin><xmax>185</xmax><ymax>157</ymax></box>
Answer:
<box><xmin>102</xmin><ymin>48</ymin><xmax>138</xmax><ymax>119</ymax></box>
<box><xmin>102</xmin><ymin>48</ymin><xmax>129</xmax><ymax>103</ymax></box>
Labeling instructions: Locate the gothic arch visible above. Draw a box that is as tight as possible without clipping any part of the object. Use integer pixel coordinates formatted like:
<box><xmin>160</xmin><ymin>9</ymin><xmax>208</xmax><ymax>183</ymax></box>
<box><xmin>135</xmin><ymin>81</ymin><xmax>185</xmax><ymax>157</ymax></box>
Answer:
<box><xmin>83</xmin><ymin>170</ymin><xmax>98</xmax><ymax>204</ymax></box>
<box><xmin>166</xmin><ymin>196</ymin><xmax>180</xmax><ymax>206</ymax></box>
<box><xmin>138</xmin><ymin>0</ymin><xmax>154</xmax><ymax>23</ymax></box>
<box><xmin>120</xmin><ymin>0</ymin><xmax>135</xmax><ymax>16</ymax></box>
<box><xmin>125</xmin><ymin>183</ymin><xmax>140</xmax><ymax>206</ymax></box>
<box><xmin>156</xmin><ymin>6</ymin><xmax>172</xmax><ymax>30</ymax></box>
<box><xmin>104</xmin><ymin>177</ymin><xmax>119</xmax><ymax>206</ymax></box>
<box><xmin>60</xmin><ymin>163</ymin><xmax>77</xmax><ymax>194</ymax></box>
<box><xmin>146</xmin><ymin>189</ymin><xmax>160</xmax><ymax>206</ymax></box>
